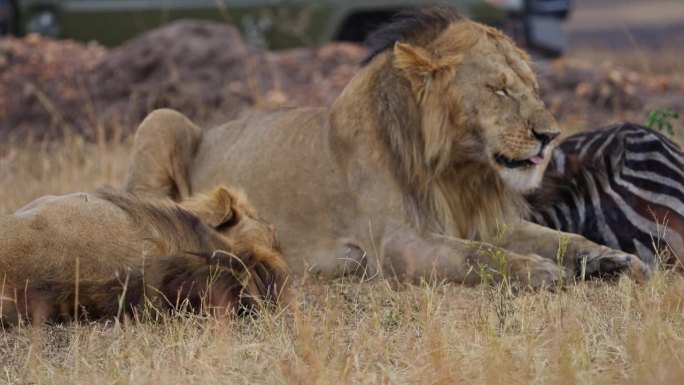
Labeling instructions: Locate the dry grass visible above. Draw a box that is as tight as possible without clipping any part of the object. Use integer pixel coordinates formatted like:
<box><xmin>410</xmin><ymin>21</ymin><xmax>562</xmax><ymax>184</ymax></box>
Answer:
<box><xmin>0</xmin><ymin>130</ymin><xmax>130</xmax><ymax>211</ymax></box>
<box><xmin>1</xmin><ymin>133</ymin><xmax>683</xmax><ymax>385</ymax></box>
<box><xmin>2</xmin><ymin>276</ymin><xmax>684</xmax><ymax>385</ymax></box>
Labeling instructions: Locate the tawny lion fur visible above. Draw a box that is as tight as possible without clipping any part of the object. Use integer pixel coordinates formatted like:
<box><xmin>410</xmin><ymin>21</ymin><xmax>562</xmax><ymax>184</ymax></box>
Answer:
<box><xmin>124</xmin><ymin>7</ymin><xmax>649</xmax><ymax>286</ymax></box>
<box><xmin>0</xmin><ymin>186</ymin><xmax>288</xmax><ymax>325</ymax></box>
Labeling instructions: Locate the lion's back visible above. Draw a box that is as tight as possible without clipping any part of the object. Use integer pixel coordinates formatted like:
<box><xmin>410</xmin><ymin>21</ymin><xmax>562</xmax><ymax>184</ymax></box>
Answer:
<box><xmin>1</xmin><ymin>193</ymin><xmax>142</xmax><ymax>280</ymax></box>
<box><xmin>189</xmin><ymin>107</ymin><xmax>341</xmax><ymax>204</ymax></box>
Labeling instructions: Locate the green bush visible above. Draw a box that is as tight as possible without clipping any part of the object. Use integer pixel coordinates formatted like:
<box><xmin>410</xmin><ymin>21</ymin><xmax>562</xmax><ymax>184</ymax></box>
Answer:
<box><xmin>646</xmin><ymin>107</ymin><xmax>680</xmax><ymax>135</ymax></box>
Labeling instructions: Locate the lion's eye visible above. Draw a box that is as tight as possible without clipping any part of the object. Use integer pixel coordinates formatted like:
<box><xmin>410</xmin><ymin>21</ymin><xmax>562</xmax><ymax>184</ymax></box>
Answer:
<box><xmin>495</xmin><ymin>88</ymin><xmax>509</xmax><ymax>97</ymax></box>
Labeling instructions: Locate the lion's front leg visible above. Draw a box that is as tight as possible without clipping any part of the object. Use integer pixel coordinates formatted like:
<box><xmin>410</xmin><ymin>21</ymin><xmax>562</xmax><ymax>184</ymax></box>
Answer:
<box><xmin>504</xmin><ymin>221</ymin><xmax>651</xmax><ymax>280</ymax></box>
<box><xmin>381</xmin><ymin>226</ymin><xmax>562</xmax><ymax>288</ymax></box>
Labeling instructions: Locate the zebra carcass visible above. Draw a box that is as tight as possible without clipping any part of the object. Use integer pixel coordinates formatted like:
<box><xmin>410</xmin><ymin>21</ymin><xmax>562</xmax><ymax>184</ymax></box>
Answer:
<box><xmin>526</xmin><ymin>123</ymin><xmax>684</xmax><ymax>267</ymax></box>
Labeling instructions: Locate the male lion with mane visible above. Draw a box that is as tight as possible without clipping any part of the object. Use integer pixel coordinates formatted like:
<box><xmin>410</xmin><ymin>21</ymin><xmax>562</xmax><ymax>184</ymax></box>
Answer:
<box><xmin>124</xmin><ymin>7</ymin><xmax>649</xmax><ymax>287</ymax></box>
<box><xmin>0</xmin><ymin>186</ymin><xmax>288</xmax><ymax>325</ymax></box>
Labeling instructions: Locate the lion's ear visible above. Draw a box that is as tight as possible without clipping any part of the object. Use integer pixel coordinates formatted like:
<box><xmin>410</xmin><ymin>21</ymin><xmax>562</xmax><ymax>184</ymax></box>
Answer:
<box><xmin>208</xmin><ymin>186</ymin><xmax>239</xmax><ymax>229</ymax></box>
<box><xmin>393</xmin><ymin>42</ymin><xmax>463</xmax><ymax>90</ymax></box>
<box><xmin>181</xmin><ymin>186</ymin><xmax>237</xmax><ymax>229</ymax></box>
<box><xmin>394</xmin><ymin>42</ymin><xmax>435</xmax><ymax>75</ymax></box>
<box><xmin>394</xmin><ymin>42</ymin><xmax>463</xmax><ymax>174</ymax></box>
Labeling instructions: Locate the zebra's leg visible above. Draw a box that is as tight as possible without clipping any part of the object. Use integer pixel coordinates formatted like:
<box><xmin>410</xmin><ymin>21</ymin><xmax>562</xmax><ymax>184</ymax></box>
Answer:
<box><xmin>503</xmin><ymin>221</ymin><xmax>651</xmax><ymax>280</ymax></box>
<box><xmin>124</xmin><ymin>109</ymin><xmax>203</xmax><ymax>201</ymax></box>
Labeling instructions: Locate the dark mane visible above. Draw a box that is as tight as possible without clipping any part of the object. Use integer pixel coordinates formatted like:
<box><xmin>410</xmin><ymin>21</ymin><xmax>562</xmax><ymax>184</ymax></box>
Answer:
<box><xmin>95</xmin><ymin>188</ymin><xmax>223</xmax><ymax>253</ymax></box>
<box><xmin>362</xmin><ymin>5</ymin><xmax>462</xmax><ymax>65</ymax></box>
<box><xmin>94</xmin><ymin>188</ymin><xmax>288</xmax><ymax>311</ymax></box>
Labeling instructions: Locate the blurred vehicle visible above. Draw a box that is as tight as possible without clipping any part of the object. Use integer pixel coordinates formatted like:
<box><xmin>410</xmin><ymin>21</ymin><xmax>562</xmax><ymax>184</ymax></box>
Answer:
<box><xmin>0</xmin><ymin>0</ymin><xmax>12</xmax><ymax>35</ymax></box>
<box><xmin>7</xmin><ymin>0</ymin><xmax>571</xmax><ymax>56</ymax></box>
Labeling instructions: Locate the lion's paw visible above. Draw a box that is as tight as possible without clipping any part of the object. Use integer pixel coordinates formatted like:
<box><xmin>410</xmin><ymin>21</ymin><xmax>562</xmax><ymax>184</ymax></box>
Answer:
<box><xmin>508</xmin><ymin>253</ymin><xmax>564</xmax><ymax>290</ymax></box>
<box><xmin>575</xmin><ymin>247</ymin><xmax>651</xmax><ymax>281</ymax></box>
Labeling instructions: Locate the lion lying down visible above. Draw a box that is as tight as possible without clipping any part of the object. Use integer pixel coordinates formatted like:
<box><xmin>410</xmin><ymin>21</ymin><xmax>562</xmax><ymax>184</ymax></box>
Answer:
<box><xmin>0</xmin><ymin>186</ymin><xmax>288</xmax><ymax>325</ymax></box>
<box><xmin>125</xmin><ymin>6</ymin><xmax>650</xmax><ymax>287</ymax></box>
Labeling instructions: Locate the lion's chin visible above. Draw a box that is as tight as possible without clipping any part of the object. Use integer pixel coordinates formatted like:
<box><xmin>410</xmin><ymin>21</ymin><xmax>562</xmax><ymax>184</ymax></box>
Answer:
<box><xmin>492</xmin><ymin>145</ymin><xmax>553</xmax><ymax>192</ymax></box>
<box><xmin>497</xmin><ymin>165</ymin><xmax>546</xmax><ymax>193</ymax></box>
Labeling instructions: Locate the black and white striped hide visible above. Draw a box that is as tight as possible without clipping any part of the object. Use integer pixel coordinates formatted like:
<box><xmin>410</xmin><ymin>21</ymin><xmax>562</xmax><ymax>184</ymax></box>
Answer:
<box><xmin>526</xmin><ymin>123</ymin><xmax>684</xmax><ymax>266</ymax></box>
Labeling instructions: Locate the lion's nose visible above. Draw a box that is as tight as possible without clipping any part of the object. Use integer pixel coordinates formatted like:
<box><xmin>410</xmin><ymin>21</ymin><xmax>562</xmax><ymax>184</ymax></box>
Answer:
<box><xmin>533</xmin><ymin>131</ymin><xmax>559</xmax><ymax>146</ymax></box>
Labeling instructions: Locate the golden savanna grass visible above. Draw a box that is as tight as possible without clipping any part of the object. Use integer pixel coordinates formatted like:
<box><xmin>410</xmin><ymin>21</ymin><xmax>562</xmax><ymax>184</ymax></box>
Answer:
<box><xmin>2</xmin><ymin>4</ymin><xmax>683</xmax><ymax>379</ymax></box>
<box><xmin>1</xmin><ymin>129</ymin><xmax>683</xmax><ymax>384</ymax></box>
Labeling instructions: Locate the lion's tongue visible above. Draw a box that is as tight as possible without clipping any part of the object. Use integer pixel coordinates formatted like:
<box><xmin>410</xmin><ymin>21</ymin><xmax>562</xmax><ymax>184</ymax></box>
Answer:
<box><xmin>529</xmin><ymin>156</ymin><xmax>544</xmax><ymax>165</ymax></box>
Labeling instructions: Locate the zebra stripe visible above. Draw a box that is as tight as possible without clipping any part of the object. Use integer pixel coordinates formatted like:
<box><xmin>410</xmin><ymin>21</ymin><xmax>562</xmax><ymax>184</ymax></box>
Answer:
<box><xmin>526</xmin><ymin>123</ymin><xmax>684</xmax><ymax>265</ymax></box>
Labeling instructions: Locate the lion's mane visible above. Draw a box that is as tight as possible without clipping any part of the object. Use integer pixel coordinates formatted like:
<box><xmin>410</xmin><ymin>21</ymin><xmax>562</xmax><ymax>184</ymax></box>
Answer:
<box><xmin>338</xmin><ymin>7</ymin><xmax>536</xmax><ymax>239</ymax></box>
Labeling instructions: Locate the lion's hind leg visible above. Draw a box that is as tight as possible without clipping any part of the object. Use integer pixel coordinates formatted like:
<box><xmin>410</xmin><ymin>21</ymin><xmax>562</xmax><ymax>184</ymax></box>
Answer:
<box><xmin>0</xmin><ymin>281</ymin><xmax>77</xmax><ymax>326</ymax></box>
<box><xmin>124</xmin><ymin>108</ymin><xmax>203</xmax><ymax>201</ymax></box>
